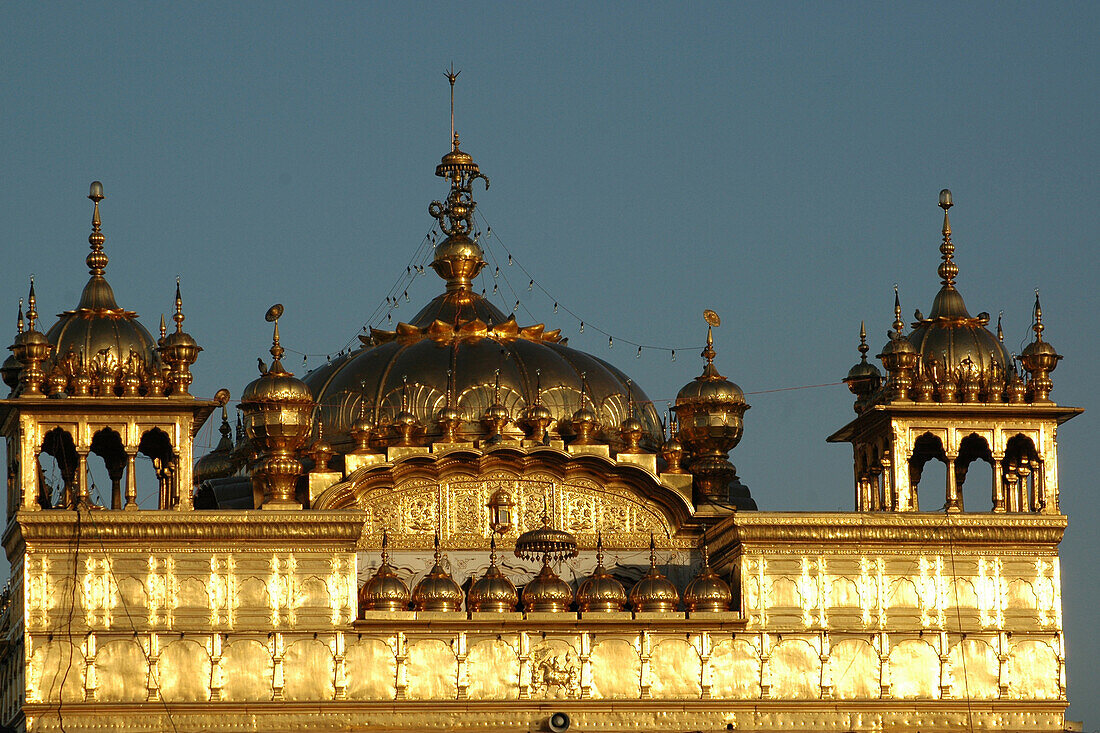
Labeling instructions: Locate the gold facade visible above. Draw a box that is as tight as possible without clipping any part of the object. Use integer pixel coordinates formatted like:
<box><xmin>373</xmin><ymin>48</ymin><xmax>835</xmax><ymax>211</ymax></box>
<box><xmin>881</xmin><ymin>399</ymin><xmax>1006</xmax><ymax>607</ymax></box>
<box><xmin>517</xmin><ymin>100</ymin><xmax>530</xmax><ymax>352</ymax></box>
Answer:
<box><xmin>0</xmin><ymin>91</ymin><xmax>1080</xmax><ymax>732</ymax></box>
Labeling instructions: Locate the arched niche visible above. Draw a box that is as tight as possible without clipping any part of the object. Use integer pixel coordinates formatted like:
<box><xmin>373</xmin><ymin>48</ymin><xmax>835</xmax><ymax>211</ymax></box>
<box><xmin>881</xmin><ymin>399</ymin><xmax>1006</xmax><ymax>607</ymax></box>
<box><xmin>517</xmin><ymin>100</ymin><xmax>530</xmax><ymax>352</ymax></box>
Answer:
<box><xmin>955</xmin><ymin>433</ymin><xmax>993</xmax><ymax>512</ymax></box>
<box><xmin>139</xmin><ymin>427</ymin><xmax>176</xmax><ymax>509</ymax></box>
<box><xmin>39</xmin><ymin>427</ymin><xmax>77</xmax><ymax>508</ymax></box>
<box><xmin>89</xmin><ymin>427</ymin><xmax>126</xmax><ymax>509</ymax></box>
<box><xmin>1002</xmin><ymin>434</ymin><xmax>1042</xmax><ymax>512</ymax></box>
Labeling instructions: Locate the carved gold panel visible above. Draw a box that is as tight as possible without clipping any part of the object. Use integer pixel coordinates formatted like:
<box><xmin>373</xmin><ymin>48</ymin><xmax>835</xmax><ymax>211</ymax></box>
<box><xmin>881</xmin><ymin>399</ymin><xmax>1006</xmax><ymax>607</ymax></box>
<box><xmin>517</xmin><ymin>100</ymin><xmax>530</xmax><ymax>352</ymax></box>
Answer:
<box><xmin>28</xmin><ymin>640</ymin><xmax>84</xmax><ymax>703</ymax></box>
<box><xmin>589</xmin><ymin>638</ymin><xmax>640</xmax><ymax>699</ymax></box>
<box><xmin>345</xmin><ymin>638</ymin><xmax>396</xmax><ymax>700</ymax></box>
<box><xmin>948</xmin><ymin>639</ymin><xmax>998</xmax><ymax>699</ymax></box>
<box><xmin>649</xmin><ymin>638</ymin><xmax>701</xmax><ymax>698</ymax></box>
<box><xmin>220</xmin><ymin>639</ymin><xmax>273</xmax><ymax>701</ymax></box>
<box><xmin>405</xmin><ymin>639</ymin><xmax>457</xmax><ymax>699</ymax></box>
<box><xmin>528</xmin><ymin>639</ymin><xmax>580</xmax><ymax>699</ymax></box>
<box><xmin>94</xmin><ymin>639</ymin><xmax>147</xmax><ymax>702</ymax></box>
<box><xmin>282</xmin><ymin>639</ymin><xmax>335</xmax><ymax>701</ymax></box>
<box><xmin>709</xmin><ymin>639</ymin><xmax>760</xmax><ymax>699</ymax></box>
<box><xmin>827</xmin><ymin>638</ymin><xmax>879</xmax><ymax>699</ymax></box>
<box><xmin>888</xmin><ymin>639</ymin><xmax>940</xmax><ymax>699</ymax></box>
<box><xmin>157</xmin><ymin>639</ymin><xmax>211</xmax><ymax>702</ymax></box>
<box><xmin>767</xmin><ymin>639</ymin><xmax>820</xmax><ymax>699</ymax></box>
<box><xmin>1007</xmin><ymin>639</ymin><xmax>1059</xmax><ymax>699</ymax></box>
<box><xmin>466</xmin><ymin>639</ymin><xmax>519</xmax><ymax>700</ymax></box>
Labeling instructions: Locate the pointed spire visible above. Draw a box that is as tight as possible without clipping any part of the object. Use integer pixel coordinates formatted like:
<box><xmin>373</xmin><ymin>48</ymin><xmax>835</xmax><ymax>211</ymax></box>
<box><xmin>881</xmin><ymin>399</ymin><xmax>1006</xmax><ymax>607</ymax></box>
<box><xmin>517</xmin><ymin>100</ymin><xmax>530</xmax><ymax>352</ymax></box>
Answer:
<box><xmin>445</xmin><ymin>63</ymin><xmax>460</xmax><ymax>147</ymax></box>
<box><xmin>381</xmin><ymin>527</ymin><xmax>390</xmax><ymax>565</ymax></box>
<box><xmin>648</xmin><ymin>532</ymin><xmax>658</xmax><ymax>569</ymax></box>
<box><xmin>86</xmin><ymin>181</ymin><xmax>108</xmax><ymax>277</ymax></box>
<box><xmin>892</xmin><ymin>285</ymin><xmax>904</xmax><ymax>337</ymax></box>
<box><xmin>595</xmin><ymin>529</ymin><xmax>605</xmax><ymax>567</ymax></box>
<box><xmin>1032</xmin><ymin>289</ymin><xmax>1045</xmax><ymax>342</ymax></box>
<box><xmin>858</xmin><ymin>320</ymin><xmax>869</xmax><ymax>362</ymax></box>
<box><xmin>997</xmin><ymin>311</ymin><xmax>1005</xmax><ymax>343</ymax></box>
<box><xmin>173</xmin><ymin>277</ymin><xmax>185</xmax><ymax>332</ymax></box>
<box><xmin>26</xmin><ymin>278</ymin><xmax>37</xmax><ymax>332</ymax></box>
<box><xmin>937</xmin><ymin>188</ymin><xmax>958</xmax><ymax>288</ymax></box>
<box><xmin>159</xmin><ymin>314</ymin><xmax>167</xmax><ymax>342</ymax></box>
<box><xmin>16</xmin><ymin>299</ymin><xmax>24</xmax><ymax>335</ymax></box>
<box><xmin>701</xmin><ymin>528</ymin><xmax>711</xmax><ymax>568</ymax></box>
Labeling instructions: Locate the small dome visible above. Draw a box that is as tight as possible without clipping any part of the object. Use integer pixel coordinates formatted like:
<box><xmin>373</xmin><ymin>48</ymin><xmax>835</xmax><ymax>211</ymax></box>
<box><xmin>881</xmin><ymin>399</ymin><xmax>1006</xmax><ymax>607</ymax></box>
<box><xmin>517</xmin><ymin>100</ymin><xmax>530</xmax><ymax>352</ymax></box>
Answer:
<box><xmin>193</xmin><ymin>408</ymin><xmax>239</xmax><ymax>485</ymax></box>
<box><xmin>468</xmin><ymin>561</ymin><xmax>518</xmax><ymax>613</ymax></box>
<box><xmin>629</xmin><ymin>540</ymin><xmax>680</xmax><ymax>613</ymax></box>
<box><xmin>576</xmin><ymin>537</ymin><xmax>627</xmax><ymax>612</ymax></box>
<box><xmin>360</xmin><ymin>538</ymin><xmax>410</xmax><ymax>613</ymax></box>
<box><xmin>682</xmin><ymin>541</ymin><xmax>731</xmax><ymax>613</ymax></box>
<box><xmin>241</xmin><ymin>365</ymin><xmax>313</xmax><ymax>405</ymax></box>
<box><xmin>411</xmin><ymin>547</ymin><xmax>464</xmax><ymax>613</ymax></box>
<box><xmin>522</xmin><ymin>564</ymin><xmax>573</xmax><ymax>613</ymax></box>
<box><xmin>1</xmin><ymin>353</ymin><xmax>20</xmax><ymax>390</ymax></box>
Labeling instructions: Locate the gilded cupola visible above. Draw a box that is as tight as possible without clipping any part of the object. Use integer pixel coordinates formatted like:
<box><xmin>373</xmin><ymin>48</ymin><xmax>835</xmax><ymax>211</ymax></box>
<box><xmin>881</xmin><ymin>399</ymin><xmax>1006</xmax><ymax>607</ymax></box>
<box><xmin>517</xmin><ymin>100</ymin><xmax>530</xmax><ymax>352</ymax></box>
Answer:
<box><xmin>468</xmin><ymin>536</ymin><xmax>519</xmax><ymax>613</ymax></box>
<box><xmin>844</xmin><ymin>321</ymin><xmax>881</xmax><ymax>412</ymax></box>
<box><xmin>682</xmin><ymin>532</ymin><xmax>732</xmax><ymax>613</ymax></box>
<box><xmin>359</xmin><ymin>530</ymin><xmax>410</xmax><ymax>614</ymax></box>
<box><xmin>672</xmin><ymin>311</ymin><xmax>753</xmax><ymax>508</ymax></box>
<box><xmin>629</xmin><ymin>536</ymin><xmax>680</xmax><ymax>613</ymax></box>
<box><xmin>411</xmin><ymin>535</ymin><xmax>464</xmax><ymax>612</ymax></box>
<box><xmin>193</xmin><ymin>406</ymin><xmax>239</xmax><ymax>485</ymax></box>
<box><xmin>575</xmin><ymin>532</ymin><xmax>627</xmax><ymax>613</ymax></box>
<box><xmin>43</xmin><ymin>183</ymin><xmax>160</xmax><ymax>392</ymax></box>
<box><xmin>239</xmin><ymin>305</ymin><xmax>315</xmax><ymax>509</ymax></box>
<box><xmin>302</xmin><ymin>77</ymin><xmax>661</xmax><ymax>455</ymax></box>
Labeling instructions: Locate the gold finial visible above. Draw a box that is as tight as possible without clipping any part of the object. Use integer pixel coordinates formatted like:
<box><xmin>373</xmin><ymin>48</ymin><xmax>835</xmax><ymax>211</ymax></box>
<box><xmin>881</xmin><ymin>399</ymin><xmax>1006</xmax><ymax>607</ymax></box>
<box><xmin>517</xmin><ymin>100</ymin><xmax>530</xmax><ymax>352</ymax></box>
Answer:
<box><xmin>173</xmin><ymin>277</ymin><xmax>185</xmax><ymax>332</ymax></box>
<box><xmin>596</xmin><ymin>529</ymin><xmax>605</xmax><ymax>567</ymax></box>
<box><xmin>488</xmin><ymin>533</ymin><xmax>497</xmax><ymax>567</ymax></box>
<box><xmin>381</xmin><ymin>527</ymin><xmax>390</xmax><ymax>565</ymax></box>
<box><xmin>701</xmin><ymin>309</ymin><xmax>720</xmax><ymax>367</ymax></box>
<box><xmin>892</xmin><ymin>285</ymin><xmax>904</xmax><ymax>337</ymax></box>
<box><xmin>401</xmin><ymin>375</ymin><xmax>410</xmax><ymax>412</ymax></box>
<box><xmin>25</xmin><ymin>275</ymin><xmax>37</xmax><ymax>330</ymax></box>
<box><xmin>701</xmin><ymin>528</ymin><xmax>711</xmax><ymax>568</ymax></box>
<box><xmin>937</xmin><ymin>188</ymin><xmax>958</xmax><ymax>288</ymax></box>
<box><xmin>87</xmin><ymin>181</ymin><xmax>108</xmax><ymax>277</ymax></box>
<box><xmin>1032</xmin><ymin>289</ymin><xmax>1044</xmax><ymax>342</ymax></box>
<box><xmin>265</xmin><ymin>303</ymin><xmax>285</xmax><ymax>367</ymax></box>
<box><xmin>648</xmin><ymin>533</ymin><xmax>658</xmax><ymax>568</ymax></box>
<box><xmin>219</xmin><ymin>404</ymin><xmax>231</xmax><ymax>440</ymax></box>
<box><xmin>997</xmin><ymin>311</ymin><xmax>1004</xmax><ymax>343</ymax></box>
<box><xmin>16</xmin><ymin>299</ymin><xmax>24</xmax><ymax>335</ymax></box>
<box><xmin>857</xmin><ymin>320</ymin><xmax>869</xmax><ymax>361</ymax></box>
<box><xmin>433</xmin><ymin>531</ymin><xmax>442</xmax><ymax>564</ymax></box>
<box><xmin>159</xmin><ymin>314</ymin><xmax>167</xmax><ymax>341</ymax></box>
<box><xmin>445</xmin><ymin>63</ymin><xmax>460</xmax><ymax>148</ymax></box>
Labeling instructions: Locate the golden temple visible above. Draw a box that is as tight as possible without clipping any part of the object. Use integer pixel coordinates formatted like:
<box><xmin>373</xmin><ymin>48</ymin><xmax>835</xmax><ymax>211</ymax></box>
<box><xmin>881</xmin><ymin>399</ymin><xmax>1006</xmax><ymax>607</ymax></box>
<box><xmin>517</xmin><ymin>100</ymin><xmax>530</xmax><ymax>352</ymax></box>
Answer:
<box><xmin>0</xmin><ymin>78</ymin><xmax>1081</xmax><ymax>732</ymax></box>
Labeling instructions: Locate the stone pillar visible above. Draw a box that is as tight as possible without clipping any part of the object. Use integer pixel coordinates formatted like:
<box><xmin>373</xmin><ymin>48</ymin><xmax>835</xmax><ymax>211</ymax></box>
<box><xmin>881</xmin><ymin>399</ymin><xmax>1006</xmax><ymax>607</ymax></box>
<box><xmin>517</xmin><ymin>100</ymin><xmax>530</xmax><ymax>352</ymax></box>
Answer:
<box><xmin>75</xmin><ymin>450</ymin><xmax>90</xmax><ymax>508</ymax></box>
<box><xmin>881</xmin><ymin>452</ymin><xmax>894</xmax><ymax>510</ymax></box>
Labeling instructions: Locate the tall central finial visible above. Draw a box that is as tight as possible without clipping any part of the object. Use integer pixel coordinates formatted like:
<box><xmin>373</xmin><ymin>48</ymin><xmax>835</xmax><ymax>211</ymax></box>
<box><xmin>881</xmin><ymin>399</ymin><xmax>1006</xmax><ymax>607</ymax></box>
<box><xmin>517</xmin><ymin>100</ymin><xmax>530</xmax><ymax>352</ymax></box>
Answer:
<box><xmin>173</xmin><ymin>277</ymin><xmax>185</xmax><ymax>332</ymax></box>
<box><xmin>937</xmin><ymin>188</ymin><xmax>958</xmax><ymax>289</ymax></box>
<box><xmin>87</xmin><ymin>181</ymin><xmax>108</xmax><ymax>277</ymax></box>
<box><xmin>702</xmin><ymin>309</ymin><xmax>720</xmax><ymax>367</ymax></box>
<box><xmin>445</xmin><ymin>63</ymin><xmax>460</xmax><ymax>148</ymax></box>
<box><xmin>858</xmin><ymin>320</ymin><xmax>869</xmax><ymax>362</ymax></box>
<box><xmin>892</xmin><ymin>285</ymin><xmax>904</xmax><ymax>337</ymax></box>
<box><xmin>265</xmin><ymin>303</ymin><xmax>286</xmax><ymax>371</ymax></box>
<box><xmin>1032</xmin><ymin>289</ymin><xmax>1045</xmax><ymax>342</ymax></box>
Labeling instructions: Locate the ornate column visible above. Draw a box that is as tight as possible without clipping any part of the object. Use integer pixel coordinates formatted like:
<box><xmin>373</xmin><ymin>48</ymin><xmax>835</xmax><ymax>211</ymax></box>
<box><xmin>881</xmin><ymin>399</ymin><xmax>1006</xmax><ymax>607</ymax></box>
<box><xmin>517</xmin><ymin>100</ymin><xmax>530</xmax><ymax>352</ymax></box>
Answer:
<box><xmin>945</xmin><ymin>453</ymin><xmax>960</xmax><ymax>512</ymax></box>
<box><xmin>881</xmin><ymin>451</ymin><xmax>895</xmax><ymax>510</ymax></box>
<box><xmin>75</xmin><ymin>450</ymin><xmax>90</xmax><ymax>508</ymax></box>
<box><xmin>125</xmin><ymin>449</ymin><xmax>138</xmax><ymax>510</ymax></box>
<box><xmin>991</xmin><ymin>452</ymin><xmax>1006</xmax><ymax>512</ymax></box>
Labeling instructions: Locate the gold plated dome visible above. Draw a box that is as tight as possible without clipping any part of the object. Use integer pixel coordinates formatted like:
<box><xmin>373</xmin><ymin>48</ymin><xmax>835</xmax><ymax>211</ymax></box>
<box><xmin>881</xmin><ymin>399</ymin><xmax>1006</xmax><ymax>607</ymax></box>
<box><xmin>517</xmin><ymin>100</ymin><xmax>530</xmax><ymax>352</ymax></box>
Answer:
<box><xmin>629</xmin><ymin>536</ymin><xmax>680</xmax><ymax>613</ymax></box>
<box><xmin>411</xmin><ymin>535</ymin><xmax>464</xmax><ymax>612</ymax></box>
<box><xmin>522</xmin><ymin>562</ymin><xmax>573</xmax><ymax>613</ymax></box>
<box><xmin>468</xmin><ymin>538</ymin><xmax>518</xmax><ymax>613</ymax></box>
<box><xmin>359</xmin><ymin>531</ymin><xmax>410</xmax><ymax>613</ymax></box>
<box><xmin>514</xmin><ymin>509</ymin><xmax>578</xmax><ymax>564</ymax></box>
<box><xmin>44</xmin><ymin>183</ymin><xmax>159</xmax><ymax>384</ymax></box>
<box><xmin>303</xmin><ymin>116</ymin><xmax>661</xmax><ymax>452</ymax></box>
<box><xmin>193</xmin><ymin>406</ymin><xmax>239</xmax><ymax>485</ymax></box>
<box><xmin>576</xmin><ymin>533</ymin><xmax>627</xmax><ymax>612</ymax></box>
<box><xmin>682</xmin><ymin>535</ymin><xmax>731</xmax><ymax>613</ymax></box>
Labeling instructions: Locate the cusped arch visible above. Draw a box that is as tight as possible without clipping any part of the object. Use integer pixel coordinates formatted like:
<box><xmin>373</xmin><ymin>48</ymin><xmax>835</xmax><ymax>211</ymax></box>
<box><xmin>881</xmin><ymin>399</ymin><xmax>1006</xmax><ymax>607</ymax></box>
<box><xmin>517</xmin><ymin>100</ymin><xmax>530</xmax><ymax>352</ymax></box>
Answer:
<box><xmin>828</xmin><ymin>639</ymin><xmax>879</xmax><ymax>699</ymax></box>
<box><xmin>406</xmin><ymin>639</ymin><xmax>457</xmax><ymax>700</ymax></box>
<box><xmin>590</xmin><ymin>638</ymin><xmax>640</xmax><ymax>699</ymax></box>
<box><xmin>948</xmin><ymin>638</ymin><xmax>998</xmax><ymax>699</ymax></box>
<box><xmin>221</xmin><ymin>639</ymin><xmax>272</xmax><ymax>701</ymax></box>
<box><xmin>467</xmin><ymin>639</ymin><xmax>519</xmax><ymax>700</ymax></box>
<box><xmin>315</xmin><ymin>448</ymin><xmax>690</xmax><ymax>546</ymax></box>
<box><xmin>1008</xmin><ymin>640</ymin><xmax>1059</xmax><ymax>699</ymax></box>
<box><xmin>29</xmin><ymin>640</ymin><xmax>84</xmax><ymax>703</ymax></box>
<box><xmin>650</xmin><ymin>639</ymin><xmax>700</xmax><ymax>698</ymax></box>
<box><xmin>95</xmin><ymin>639</ymin><xmax>147</xmax><ymax>702</ymax></box>
<box><xmin>345</xmin><ymin>638</ymin><xmax>396</xmax><ymax>700</ymax></box>
<box><xmin>157</xmin><ymin>639</ymin><xmax>210</xmax><ymax>702</ymax></box>
<box><xmin>889</xmin><ymin>639</ymin><xmax>939</xmax><ymax>699</ymax></box>
<box><xmin>282</xmin><ymin>639</ymin><xmax>334</xmax><ymax>701</ymax></box>
<box><xmin>709</xmin><ymin>639</ymin><xmax>760</xmax><ymax>699</ymax></box>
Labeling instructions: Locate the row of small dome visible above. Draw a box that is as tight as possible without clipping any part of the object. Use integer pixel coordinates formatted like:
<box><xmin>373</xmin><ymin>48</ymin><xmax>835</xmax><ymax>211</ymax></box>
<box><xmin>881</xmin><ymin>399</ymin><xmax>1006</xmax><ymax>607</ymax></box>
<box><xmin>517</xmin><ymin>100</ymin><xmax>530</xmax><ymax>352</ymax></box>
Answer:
<box><xmin>359</xmin><ymin>534</ymin><xmax>733</xmax><ymax>616</ymax></box>
<box><xmin>4</xmin><ymin>183</ymin><xmax>202</xmax><ymax>399</ymax></box>
<box><xmin>844</xmin><ymin>190</ymin><xmax>1061</xmax><ymax>410</ymax></box>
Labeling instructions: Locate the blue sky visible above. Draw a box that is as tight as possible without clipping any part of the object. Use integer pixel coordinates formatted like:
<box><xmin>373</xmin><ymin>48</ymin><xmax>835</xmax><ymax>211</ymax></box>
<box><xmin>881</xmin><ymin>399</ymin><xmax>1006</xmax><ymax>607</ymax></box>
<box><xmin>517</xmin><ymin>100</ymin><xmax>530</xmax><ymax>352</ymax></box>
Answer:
<box><xmin>2</xmin><ymin>2</ymin><xmax>1098</xmax><ymax>723</ymax></box>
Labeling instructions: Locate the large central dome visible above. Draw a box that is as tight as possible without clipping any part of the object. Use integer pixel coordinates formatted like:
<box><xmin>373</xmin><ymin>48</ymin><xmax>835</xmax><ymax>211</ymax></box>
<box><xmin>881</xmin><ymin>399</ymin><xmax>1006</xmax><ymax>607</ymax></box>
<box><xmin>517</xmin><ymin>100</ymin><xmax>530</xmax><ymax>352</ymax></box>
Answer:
<box><xmin>305</xmin><ymin>136</ymin><xmax>661</xmax><ymax>451</ymax></box>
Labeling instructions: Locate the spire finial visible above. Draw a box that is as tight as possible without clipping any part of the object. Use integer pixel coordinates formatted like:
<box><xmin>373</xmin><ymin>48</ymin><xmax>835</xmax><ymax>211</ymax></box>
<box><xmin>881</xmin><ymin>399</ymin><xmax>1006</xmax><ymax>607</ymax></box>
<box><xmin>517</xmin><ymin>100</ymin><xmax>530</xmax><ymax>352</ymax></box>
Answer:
<box><xmin>997</xmin><ymin>311</ymin><xmax>1004</xmax><ymax>343</ymax></box>
<box><xmin>493</xmin><ymin>368</ymin><xmax>501</xmax><ymax>404</ymax></box>
<box><xmin>648</xmin><ymin>533</ymin><xmax>657</xmax><ymax>568</ymax></box>
<box><xmin>857</xmin><ymin>320</ymin><xmax>869</xmax><ymax>361</ymax></box>
<box><xmin>937</xmin><ymin>188</ymin><xmax>958</xmax><ymax>288</ymax></box>
<box><xmin>219</xmin><ymin>404</ymin><xmax>231</xmax><ymax>441</ymax></box>
<box><xmin>381</xmin><ymin>527</ymin><xmax>390</xmax><ymax>565</ymax></box>
<box><xmin>534</xmin><ymin>368</ymin><xmax>543</xmax><ymax>406</ymax></box>
<box><xmin>488</xmin><ymin>532</ymin><xmax>497</xmax><ymax>567</ymax></box>
<box><xmin>16</xmin><ymin>299</ymin><xmax>24</xmax><ymax>335</ymax></box>
<box><xmin>401</xmin><ymin>374</ymin><xmax>410</xmax><ymax>412</ymax></box>
<box><xmin>445</xmin><ymin>63</ymin><xmax>460</xmax><ymax>148</ymax></box>
<box><xmin>87</xmin><ymin>181</ymin><xmax>108</xmax><ymax>277</ymax></box>
<box><xmin>701</xmin><ymin>528</ymin><xmax>711</xmax><ymax>568</ymax></box>
<box><xmin>173</xmin><ymin>277</ymin><xmax>185</xmax><ymax>332</ymax></box>
<box><xmin>25</xmin><ymin>275</ymin><xmax>37</xmax><ymax>330</ymax></box>
<box><xmin>159</xmin><ymin>314</ymin><xmax>167</xmax><ymax>341</ymax></box>
<box><xmin>433</xmin><ymin>531</ymin><xmax>442</xmax><ymax>563</ymax></box>
<box><xmin>1032</xmin><ymin>289</ymin><xmax>1044</xmax><ymax>342</ymax></box>
<box><xmin>701</xmin><ymin>309</ymin><xmax>720</xmax><ymax>368</ymax></box>
<box><xmin>265</xmin><ymin>303</ymin><xmax>285</xmax><ymax>365</ymax></box>
<box><xmin>892</xmin><ymin>285</ymin><xmax>904</xmax><ymax>337</ymax></box>
<box><xmin>596</xmin><ymin>529</ymin><xmax>605</xmax><ymax>567</ymax></box>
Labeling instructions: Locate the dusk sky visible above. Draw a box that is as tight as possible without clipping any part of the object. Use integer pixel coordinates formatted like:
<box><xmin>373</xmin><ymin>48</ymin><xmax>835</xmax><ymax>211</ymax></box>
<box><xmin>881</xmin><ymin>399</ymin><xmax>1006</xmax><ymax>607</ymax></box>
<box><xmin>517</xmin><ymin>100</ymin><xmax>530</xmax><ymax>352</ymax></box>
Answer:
<box><xmin>3</xmin><ymin>3</ymin><xmax>1098</xmax><ymax>723</ymax></box>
